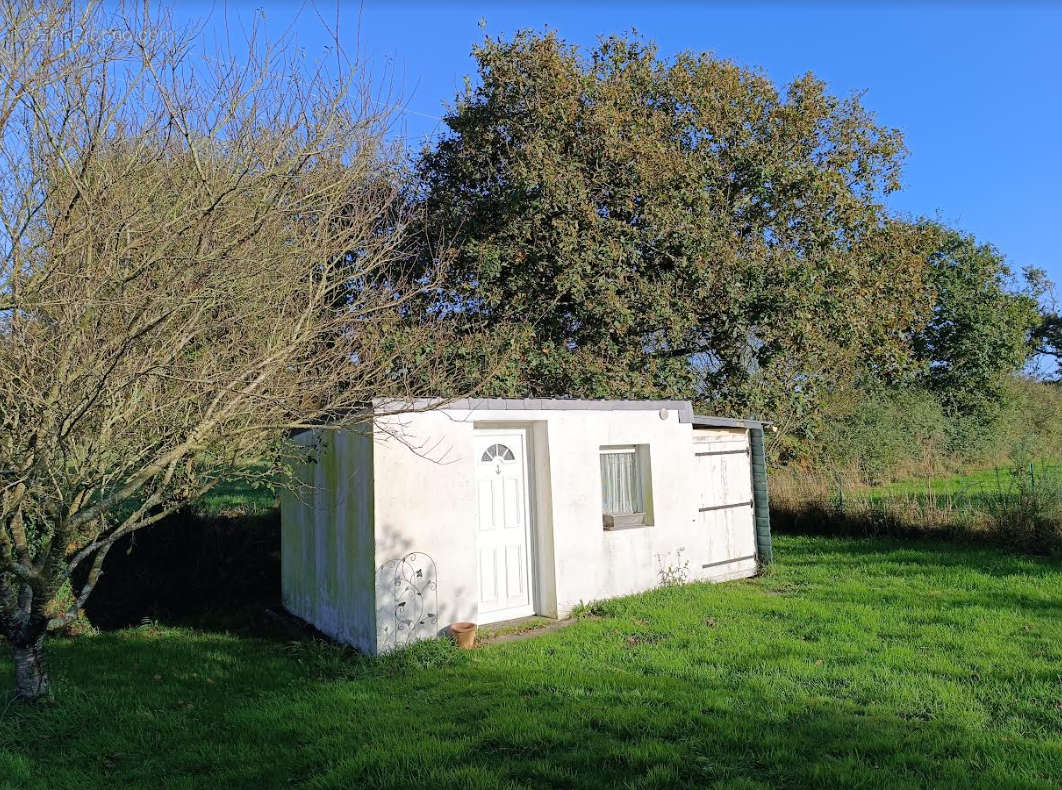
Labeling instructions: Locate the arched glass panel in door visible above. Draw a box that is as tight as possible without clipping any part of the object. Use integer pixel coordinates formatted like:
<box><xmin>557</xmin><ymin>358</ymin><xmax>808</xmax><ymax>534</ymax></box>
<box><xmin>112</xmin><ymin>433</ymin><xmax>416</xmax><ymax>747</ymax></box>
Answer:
<box><xmin>480</xmin><ymin>443</ymin><xmax>515</xmax><ymax>463</ymax></box>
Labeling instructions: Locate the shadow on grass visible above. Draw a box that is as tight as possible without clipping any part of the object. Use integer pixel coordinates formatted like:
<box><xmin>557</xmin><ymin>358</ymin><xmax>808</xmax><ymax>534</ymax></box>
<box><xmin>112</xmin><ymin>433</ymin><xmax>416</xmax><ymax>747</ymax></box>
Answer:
<box><xmin>774</xmin><ymin>530</ymin><xmax>1060</xmax><ymax>568</ymax></box>
<box><xmin>1</xmin><ymin>620</ymin><xmax>1049</xmax><ymax>789</ymax></box>
<box><xmin>772</xmin><ymin>501</ymin><xmax>967</xmax><ymax>541</ymax></box>
<box><xmin>771</xmin><ymin>500</ymin><xmax>1062</xmax><ymax>559</ymax></box>
<box><xmin>82</xmin><ymin>508</ymin><xmax>282</xmax><ymax>634</ymax></box>
<box><xmin>772</xmin><ymin>462</ymin><xmax>1062</xmax><ymax>559</ymax></box>
<box><xmin>81</xmin><ymin>499</ymin><xmax>1059</xmax><ymax>641</ymax></box>
<box><xmin>4</xmin><ymin>535</ymin><xmax>1061</xmax><ymax>788</ymax></box>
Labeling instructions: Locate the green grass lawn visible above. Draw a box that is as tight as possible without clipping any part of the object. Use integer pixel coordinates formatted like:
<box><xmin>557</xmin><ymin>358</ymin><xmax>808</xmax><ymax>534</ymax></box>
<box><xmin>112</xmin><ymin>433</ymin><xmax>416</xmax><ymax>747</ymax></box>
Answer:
<box><xmin>196</xmin><ymin>476</ymin><xmax>278</xmax><ymax>516</ymax></box>
<box><xmin>860</xmin><ymin>461</ymin><xmax>1062</xmax><ymax>502</ymax></box>
<box><xmin>3</xmin><ymin>534</ymin><xmax>1061</xmax><ymax>789</ymax></box>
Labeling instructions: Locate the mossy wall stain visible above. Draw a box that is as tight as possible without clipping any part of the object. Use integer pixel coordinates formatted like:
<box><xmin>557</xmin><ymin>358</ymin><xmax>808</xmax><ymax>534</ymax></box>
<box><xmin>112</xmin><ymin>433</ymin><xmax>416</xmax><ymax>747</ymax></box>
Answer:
<box><xmin>280</xmin><ymin>426</ymin><xmax>376</xmax><ymax>651</ymax></box>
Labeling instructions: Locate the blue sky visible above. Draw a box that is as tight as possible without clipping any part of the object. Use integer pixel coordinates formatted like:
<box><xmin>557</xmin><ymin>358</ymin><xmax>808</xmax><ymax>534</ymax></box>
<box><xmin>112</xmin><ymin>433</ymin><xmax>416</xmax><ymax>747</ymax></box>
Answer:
<box><xmin>178</xmin><ymin>2</ymin><xmax>1062</xmax><ymax>290</ymax></box>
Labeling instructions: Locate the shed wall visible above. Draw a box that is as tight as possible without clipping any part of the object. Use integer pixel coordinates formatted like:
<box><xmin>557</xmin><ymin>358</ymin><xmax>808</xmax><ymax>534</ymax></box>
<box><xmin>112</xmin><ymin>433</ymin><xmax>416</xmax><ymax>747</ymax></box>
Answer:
<box><xmin>692</xmin><ymin>428</ymin><xmax>758</xmax><ymax>575</ymax></box>
<box><xmin>370</xmin><ymin>407</ymin><xmax>760</xmax><ymax>642</ymax></box>
<box><xmin>280</xmin><ymin>427</ymin><xmax>376</xmax><ymax>652</ymax></box>
<box><xmin>371</xmin><ymin>411</ymin><xmax>480</xmax><ymax>652</ymax></box>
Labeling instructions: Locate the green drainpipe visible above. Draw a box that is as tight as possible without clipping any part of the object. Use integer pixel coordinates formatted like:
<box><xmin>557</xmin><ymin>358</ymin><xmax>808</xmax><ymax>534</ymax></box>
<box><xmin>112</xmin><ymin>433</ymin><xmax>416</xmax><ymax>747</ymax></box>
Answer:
<box><xmin>749</xmin><ymin>426</ymin><xmax>774</xmax><ymax>565</ymax></box>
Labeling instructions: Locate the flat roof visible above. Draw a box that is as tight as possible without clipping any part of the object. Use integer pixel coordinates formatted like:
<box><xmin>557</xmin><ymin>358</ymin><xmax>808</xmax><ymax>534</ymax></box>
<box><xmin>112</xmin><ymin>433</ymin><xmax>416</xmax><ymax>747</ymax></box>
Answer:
<box><xmin>372</xmin><ymin>397</ymin><xmax>762</xmax><ymax>428</ymax></box>
<box><xmin>690</xmin><ymin>414</ymin><xmax>764</xmax><ymax>430</ymax></box>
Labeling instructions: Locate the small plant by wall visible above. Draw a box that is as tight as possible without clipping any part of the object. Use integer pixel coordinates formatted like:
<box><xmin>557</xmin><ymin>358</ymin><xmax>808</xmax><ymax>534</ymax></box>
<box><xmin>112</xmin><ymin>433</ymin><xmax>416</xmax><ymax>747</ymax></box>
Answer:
<box><xmin>656</xmin><ymin>548</ymin><xmax>690</xmax><ymax>587</ymax></box>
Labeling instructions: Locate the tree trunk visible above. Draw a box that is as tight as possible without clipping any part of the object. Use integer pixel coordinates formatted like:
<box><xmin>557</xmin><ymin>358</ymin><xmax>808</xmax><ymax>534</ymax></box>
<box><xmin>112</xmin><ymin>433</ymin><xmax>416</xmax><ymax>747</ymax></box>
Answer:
<box><xmin>13</xmin><ymin>635</ymin><xmax>50</xmax><ymax>702</ymax></box>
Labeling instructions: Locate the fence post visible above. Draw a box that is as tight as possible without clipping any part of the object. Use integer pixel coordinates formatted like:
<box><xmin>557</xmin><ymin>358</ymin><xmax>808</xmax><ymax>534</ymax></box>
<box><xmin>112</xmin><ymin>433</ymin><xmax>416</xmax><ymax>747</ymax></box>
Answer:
<box><xmin>749</xmin><ymin>426</ymin><xmax>774</xmax><ymax>565</ymax></box>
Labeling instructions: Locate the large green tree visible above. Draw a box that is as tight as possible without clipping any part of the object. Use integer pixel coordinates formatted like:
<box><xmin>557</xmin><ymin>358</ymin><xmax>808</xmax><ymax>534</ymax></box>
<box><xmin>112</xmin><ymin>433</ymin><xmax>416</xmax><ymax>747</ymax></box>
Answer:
<box><xmin>412</xmin><ymin>31</ymin><xmax>932</xmax><ymax>432</ymax></box>
<box><xmin>911</xmin><ymin>224</ymin><xmax>1045</xmax><ymax>426</ymax></box>
<box><xmin>1033</xmin><ymin>312</ymin><xmax>1061</xmax><ymax>379</ymax></box>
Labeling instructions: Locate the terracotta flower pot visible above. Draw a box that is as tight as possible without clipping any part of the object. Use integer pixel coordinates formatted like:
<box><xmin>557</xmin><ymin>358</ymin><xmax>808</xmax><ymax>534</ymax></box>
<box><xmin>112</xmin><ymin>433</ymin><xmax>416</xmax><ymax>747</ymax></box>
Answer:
<box><xmin>450</xmin><ymin>621</ymin><xmax>476</xmax><ymax>649</ymax></box>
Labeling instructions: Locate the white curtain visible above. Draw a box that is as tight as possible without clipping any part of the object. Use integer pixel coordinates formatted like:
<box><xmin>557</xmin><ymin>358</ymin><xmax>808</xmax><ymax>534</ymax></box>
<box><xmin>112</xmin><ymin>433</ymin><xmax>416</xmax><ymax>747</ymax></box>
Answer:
<box><xmin>600</xmin><ymin>451</ymin><xmax>643</xmax><ymax>514</ymax></box>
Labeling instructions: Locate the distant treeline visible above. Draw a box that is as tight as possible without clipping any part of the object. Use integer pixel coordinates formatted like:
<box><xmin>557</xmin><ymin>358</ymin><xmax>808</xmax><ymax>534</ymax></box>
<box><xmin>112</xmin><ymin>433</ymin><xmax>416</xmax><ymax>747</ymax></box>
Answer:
<box><xmin>786</xmin><ymin>377</ymin><xmax>1062</xmax><ymax>486</ymax></box>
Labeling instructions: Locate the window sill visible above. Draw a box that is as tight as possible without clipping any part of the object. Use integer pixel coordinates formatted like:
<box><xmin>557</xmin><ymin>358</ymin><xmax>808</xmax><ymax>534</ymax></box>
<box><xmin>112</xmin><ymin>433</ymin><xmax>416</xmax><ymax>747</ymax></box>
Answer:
<box><xmin>603</xmin><ymin>522</ymin><xmax>654</xmax><ymax>532</ymax></box>
<box><xmin>603</xmin><ymin>512</ymin><xmax>647</xmax><ymax>530</ymax></box>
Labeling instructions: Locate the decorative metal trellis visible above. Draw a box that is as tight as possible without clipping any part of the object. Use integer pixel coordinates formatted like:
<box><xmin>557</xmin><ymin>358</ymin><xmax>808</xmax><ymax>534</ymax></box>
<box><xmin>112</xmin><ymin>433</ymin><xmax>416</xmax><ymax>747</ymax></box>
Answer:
<box><xmin>390</xmin><ymin>552</ymin><xmax>438</xmax><ymax>648</ymax></box>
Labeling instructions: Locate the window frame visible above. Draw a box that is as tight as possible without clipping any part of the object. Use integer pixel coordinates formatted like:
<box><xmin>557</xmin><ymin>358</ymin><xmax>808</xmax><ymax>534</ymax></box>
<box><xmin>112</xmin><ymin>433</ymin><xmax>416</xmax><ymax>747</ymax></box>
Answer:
<box><xmin>598</xmin><ymin>443</ymin><xmax>654</xmax><ymax>530</ymax></box>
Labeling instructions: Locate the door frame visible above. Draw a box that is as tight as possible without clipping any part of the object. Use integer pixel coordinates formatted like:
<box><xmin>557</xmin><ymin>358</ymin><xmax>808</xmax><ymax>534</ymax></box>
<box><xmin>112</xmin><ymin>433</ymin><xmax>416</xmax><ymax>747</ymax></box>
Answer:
<box><xmin>473</xmin><ymin>426</ymin><xmax>538</xmax><ymax>624</ymax></box>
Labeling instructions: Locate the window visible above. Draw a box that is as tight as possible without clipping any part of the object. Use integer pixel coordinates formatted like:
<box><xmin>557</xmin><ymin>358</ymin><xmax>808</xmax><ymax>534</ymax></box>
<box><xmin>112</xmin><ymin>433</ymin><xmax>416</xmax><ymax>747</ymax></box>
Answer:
<box><xmin>600</xmin><ymin>445</ymin><xmax>653</xmax><ymax>529</ymax></box>
<box><xmin>480</xmin><ymin>443</ymin><xmax>515</xmax><ymax>463</ymax></box>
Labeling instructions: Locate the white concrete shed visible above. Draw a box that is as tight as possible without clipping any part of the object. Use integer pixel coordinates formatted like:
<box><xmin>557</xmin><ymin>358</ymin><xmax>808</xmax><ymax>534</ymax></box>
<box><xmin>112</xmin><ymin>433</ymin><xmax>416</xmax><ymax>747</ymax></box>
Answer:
<box><xmin>280</xmin><ymin>398</ymin><xmax>773</xmax><ymax>654</ymax></box>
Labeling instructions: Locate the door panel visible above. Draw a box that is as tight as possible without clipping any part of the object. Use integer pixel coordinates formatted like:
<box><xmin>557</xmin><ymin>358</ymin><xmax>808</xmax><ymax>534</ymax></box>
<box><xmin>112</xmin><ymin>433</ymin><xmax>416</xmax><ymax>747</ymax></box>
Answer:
<box><xmin>694</xmin><ymin>434</ymin><xmax>756</xmax><ymax>568</ymax></box>
<box><xmin>479</xmin><ymin>548</ymin><xmax>499</xmax><ymax>605</ymax></box>
<box><xmin>475</xmin><ymin>430</ymin><xmax>534</xmax><ymax>622</ymax></box>
<box><xmin>503</xmin><ymin>478</ymin><xmax>520</xmax><ymax>528</ymax></box>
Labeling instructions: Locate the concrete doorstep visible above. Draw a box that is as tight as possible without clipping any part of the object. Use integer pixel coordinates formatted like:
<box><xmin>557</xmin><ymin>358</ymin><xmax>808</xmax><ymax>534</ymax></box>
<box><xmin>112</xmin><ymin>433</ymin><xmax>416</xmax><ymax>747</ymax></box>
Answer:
<box><xmin>475</xmin><ymin>615</ymin><xmax>577</xmax><ymax>646</ymax></box>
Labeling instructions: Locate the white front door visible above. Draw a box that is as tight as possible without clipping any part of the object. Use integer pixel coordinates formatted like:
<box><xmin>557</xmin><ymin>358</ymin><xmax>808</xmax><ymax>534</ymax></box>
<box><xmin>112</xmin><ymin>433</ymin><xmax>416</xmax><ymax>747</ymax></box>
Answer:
<box><xmin>475</xmin><ymin>429</ymin><xmax>535</xmax><ymax>623</ymax></box>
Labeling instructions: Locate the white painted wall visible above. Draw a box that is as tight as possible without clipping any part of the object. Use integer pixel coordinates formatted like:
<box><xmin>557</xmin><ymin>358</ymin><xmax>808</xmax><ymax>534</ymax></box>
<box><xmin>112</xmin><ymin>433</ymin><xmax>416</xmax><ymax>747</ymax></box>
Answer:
<box><xmin>280</xmin><ymin>426</ymin><xmax>376</xmax><ymax>652</ymax></box>
<box><xmin>281</xmin><ymin>403</ymin><xmax>761</xmax><ymax>654</ymax></box>
<box><xmin>371</xmin><ymin>409</ymin><xmax>479</xmax><ymax>651</ymax></box>
<box><xmin>368</xmin><ymin>406</ymin><xmax>759</xmax><ymax>650</ymax></box>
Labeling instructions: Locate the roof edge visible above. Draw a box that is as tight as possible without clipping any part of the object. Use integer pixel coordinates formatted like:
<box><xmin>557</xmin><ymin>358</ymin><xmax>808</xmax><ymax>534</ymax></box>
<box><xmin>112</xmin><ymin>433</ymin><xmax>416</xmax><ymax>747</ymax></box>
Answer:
<box><xmin>291</xmin><ymin>399</ymin><xmax>761</xmax><ymax>432</ymax></box>
<box><xmin>372</xmin><ymin>397</ymin><xmax>696</xmax><ymax>422</ymax></box>
<box><xmin>691</xmin><ymin>414</ymin><xmax>764</xmax><ymax>430</ymax></box>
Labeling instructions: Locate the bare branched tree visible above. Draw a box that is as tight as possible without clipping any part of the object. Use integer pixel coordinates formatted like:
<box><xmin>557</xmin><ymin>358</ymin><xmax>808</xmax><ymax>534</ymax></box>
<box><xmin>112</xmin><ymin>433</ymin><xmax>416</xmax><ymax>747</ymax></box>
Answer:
<box><xmin>0</xmin><ymin>1</ymin><xmax>462</xmax><ymax>701</ymax></box>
